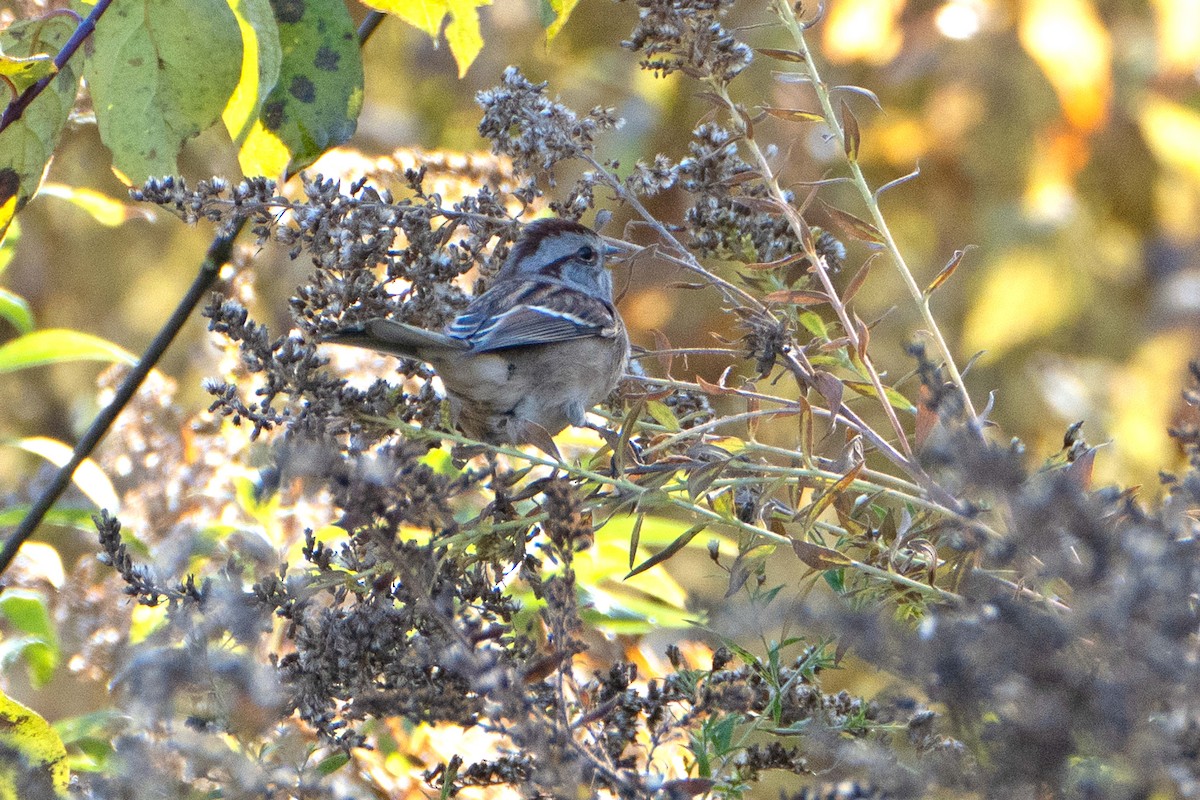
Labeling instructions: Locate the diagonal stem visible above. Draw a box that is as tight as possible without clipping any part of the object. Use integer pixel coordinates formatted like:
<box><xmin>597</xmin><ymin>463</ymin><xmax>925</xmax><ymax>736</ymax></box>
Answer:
<box><xmin>0</xmin><ymin>1</ymin><xmax>113</xmax><ymax>134</ymax></box>
<box><xmin>0</xmin><ymin>221</ymin><xmax>243</xmax><ymax>575</ymax></box>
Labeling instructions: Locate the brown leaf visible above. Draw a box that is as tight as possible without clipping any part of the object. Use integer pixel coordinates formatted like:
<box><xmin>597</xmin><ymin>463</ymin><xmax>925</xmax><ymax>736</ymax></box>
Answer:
<box><xmin>813</xmin><ymin>369</ymin><xmax>844</xmax><ymax>421</ymax></box>
<box><xmin>659</xmin><ymin>779</ymin><xmax>717</xmax><ymax>798</ymax></box>
<box><xmin>832</xmin><ymin>84</ymin><xmax>882</xmax><ymax>109</ymax></box>
<box><xmin>756</xmin><ymin>47</ymin><xmax>806</xmax><ymax>62</ymax></box>
<box><xmin>763</xmin><ymin>289</ymin><xmax>831</xmax><ymax>305</ymax></box>
<box><xmin>914</xmin><ymin>385</ymin><xmax>937</xmax><ymax>450</ymax></box>
<box><xmin>744</xmin><ymin>252</ymin><xmax>808</xmax><ymax>272</ymax></box>
<box><xmin>686</xmin><ymin>459</ymin><xmax>729</xmax><ymax>501</ymax></box>
<box><xmin>696</xmin><ymin>374</ymin><xmax>737</xmax><ymax>395</ymax></box>
<box><xmin>840</xmin><ymin>98</ymin><xmax>860</xmax><ymax>161</ymax></box>
<box><xmin>650</xmin><ymin>328</ymin><xmax>674</xmax><ymax>376</ymax></box>
<box><xmin>1065</xmin><ymin>445</ymin><xmax>1097</xmax><ymax>491</ymax></box>
<box><xmin>853</xmin><ymin>313</ymin><xmax>870</xmax><ymax>363</ymax></box>
<box><xmin>722</xmin><ymin>169</ymin><xmax>764</xmax><ymax>186</ymax></box>
<box><xmin>792</xmin><ymin>539</ymin><xmax>853</xmax><ymax>570</ymax></box>
<box><xmin>747</xmin><ymin>392</ymin><xmax>762</xmax><ymax>440</ymax></box>
<box><xmin>843</xmin><ymin>254</ymin><xmax>876</xmax><ymax>302</ymax></box>
<box><xmin>731</xmin><ymin>195</ymin><xmax>788</xmax><ymax>213</ymax></box>
<box><xmin>821</xmin><ymin>202</ymin><xmax>885</xmax><ymax>245</ymax></box>
<box><xmin>724</xmin><ymin>553</ymin><xmax>753</xmax><ymax>598</ymax></box>
<box><xmin>627</xmin><ymin>522</ymin><xmax>707</xmax><ymax>578</ymax></box>
<box><xmin>797</xmin><ymin>393</ymin><xmax>814</xmax><ymax>460</ymax></box>
<box><xmin>805</xmin><ymin>462</ymin><xmax>863</xmax><ymax>528</ymax></box>
<box><xmin>926</xmin><ymin>248</ymin><xmax>970</xmax><ymax>295</ymax></box>
<box><xmin>763</xmin><ymin>106</ymin><xmax>826</xmax><ymax>123</ymax></box>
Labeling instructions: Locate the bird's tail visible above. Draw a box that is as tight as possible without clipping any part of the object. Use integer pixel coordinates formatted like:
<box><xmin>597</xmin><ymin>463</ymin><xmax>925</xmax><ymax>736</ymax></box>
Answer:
<box><xmin>325</xmin><ymin>319</ymin><xmax>468</xmax><ymax>361</ymax></box>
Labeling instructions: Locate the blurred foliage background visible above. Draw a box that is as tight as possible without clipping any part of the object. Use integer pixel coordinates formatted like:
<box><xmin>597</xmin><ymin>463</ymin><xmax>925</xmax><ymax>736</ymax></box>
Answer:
<box><xmin>3</xmin><ymin>0</ymin><xmax>1198</xmax><ymax>502</ymax></box>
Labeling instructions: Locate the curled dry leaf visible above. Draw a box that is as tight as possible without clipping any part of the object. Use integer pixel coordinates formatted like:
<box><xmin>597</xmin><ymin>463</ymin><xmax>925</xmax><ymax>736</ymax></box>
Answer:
<box><xmin>821</xmin><ymin>202</ymin><xmax>886</xmax><ymax>246</ymax></box>
<box><xmin>763</xmin><ymin>288</ymin><xmax>831</xmax><ymax>305</ymax></box>
<box><xmin>763</xmin><ymin>107</ymin><xmax>826</xmax><ymax>123</ymax></box>
<box><xmin>840</xmin><ymin>98</ymin><xmax>860</xmax><ymax>162</ymax></box>
<box><xmin>792</xmin><ymin>539</ymin><xmax>853</xmax><ymax>570</ymax></box>
<box><xmin>744</xmin><ymin>252</ymin><xmax>808</xmax><ymax>272</ymax></box>
<box><xmin>843</xmin><ymin>253</ymin><xmax>876</xmax><ymax>302</ymax></box>
<box><xmin>926</xmin><ymin>248</ymin><xmax>971</xmax><ymax>295</ymax></box>
<box><xmin>756</xmin><ymin>47</ymin><xmax>806</xmax><ymax>62</ymax></box>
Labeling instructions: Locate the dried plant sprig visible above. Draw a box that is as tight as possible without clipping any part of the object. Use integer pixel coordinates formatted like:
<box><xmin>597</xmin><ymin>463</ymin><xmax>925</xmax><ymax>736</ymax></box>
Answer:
<box><xmin>771</xmin><ymin>0</ymin><xmax>979</xmax><ymax>425</ymax></box>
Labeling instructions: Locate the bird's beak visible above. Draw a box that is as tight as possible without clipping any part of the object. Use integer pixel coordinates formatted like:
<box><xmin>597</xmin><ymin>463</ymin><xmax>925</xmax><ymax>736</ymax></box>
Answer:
<box><xmin>604</xmin><ymin>244</ymin><xmax>621</xmax><ymax>258</ymax></box>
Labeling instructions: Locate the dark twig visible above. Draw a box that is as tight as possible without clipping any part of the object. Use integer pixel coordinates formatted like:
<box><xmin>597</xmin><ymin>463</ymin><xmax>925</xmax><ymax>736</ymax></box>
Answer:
<box><xmin>0</xmin><ymin>1</ymin><xmax>110</xmax><ymax>134</ymax></box>
<box><xmin>0</xmin><ymin>220</ymin><xmax>243</xmax><ymax>575</ymax></box>
<box><xmin>0</xmin><ymin>2</ymin><xmax>391</xmax><ymax>578</ymax></box>
<box><xmin>357</xmin><ymin>10</ymin><xmax>386</xmax><ymax>43</ymax></box>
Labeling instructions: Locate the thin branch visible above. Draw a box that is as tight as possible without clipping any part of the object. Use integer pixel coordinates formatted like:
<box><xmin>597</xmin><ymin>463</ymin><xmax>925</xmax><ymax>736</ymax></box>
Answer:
<box><xmin>0</xmin><ymin>11</ymin><xmax>389</xmax><ymax>577</ymax></box>
<box><xmin>384</xmin><ymin>418</ymin><xmax>964</xmax><ymax>605</ymax></box>
<box><xmin>0</xmin><ymin>220</ymin><xmax>244</xmax><ymax>575</ymax></box>
<box><xmin>0</xmin><ymin>1</ymin><xmax>110</xmax><ymax>134</ymax></box>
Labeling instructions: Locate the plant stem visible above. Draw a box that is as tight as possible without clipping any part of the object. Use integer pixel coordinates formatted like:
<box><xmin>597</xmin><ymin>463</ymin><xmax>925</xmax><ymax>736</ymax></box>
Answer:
<box><xmin>385</xmin><ymin>419</ymin><xmax>963</xmax><ymax>604</ymax></box>
<box><xmin>774</xmin><ymin>0</ymin><xmax>978</xmax><ymax>423</ymax></box>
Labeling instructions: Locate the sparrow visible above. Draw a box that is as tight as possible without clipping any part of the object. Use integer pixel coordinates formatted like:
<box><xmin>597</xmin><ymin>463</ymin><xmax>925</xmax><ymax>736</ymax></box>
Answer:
<box><xmin>327</xmin><ymin>218</ymin><xmax>630</xmax><ymax>450</ymax></box>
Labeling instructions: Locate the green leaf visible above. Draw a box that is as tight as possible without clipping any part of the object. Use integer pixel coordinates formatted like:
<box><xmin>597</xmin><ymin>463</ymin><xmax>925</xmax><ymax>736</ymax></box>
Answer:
<box><xmin>645</xmin><ymin>399</ymin><xmax>681</xmax><ymax>432</ymax></box>
<box><xmin>0</xmin><ymin>287</ymin><xmax>33</xmax><ymax>333</ymax></box>
<box><xmin>238</xmin><ymin>0</ymin><xmax>364</xmax><ymax>177</ymax></box>
<box><xmin>0</xmin><ymin>691</ymin><xmax>69</xmax><ymax>797</ymax></box>
<box><xmin>797</xmin><ymin>310</ymin><xmax>828</xmax><ymax>339</ymax></box>
<box><xmin>0</xmin><ymin>505</ymin><xmax>94</xmax><ymax>531</ymax></box>
<box><xmin>222</xmin><ymin>0</ymin><xmax>284</xmax><ymax>146</ymax></box>
<box><xmin>0</xmin><ymin>590</ymin><xmax>55</xmax><ymax>641</ymax></box>
<box><xmin>0</xmin><ymin>591</ymin><xmax>59</xmax><ymax>687</ymax></box>
<box><xmin>366</xmin><ymin>0</ymin><xmax>493</xmax><ymax>78</ymax></box>
<box><xmin>86</xmin><ymin>0</ymin><xmax>244</xmax><ymax>183</ymax></box>
<box><xmin>316</xmin><ymin>751</ymin><xmax>350</xmax><ymax>775</ymax></box>
<box><xmin>0</xmin><ymin>17</ymin><xmax>78</xmax><ymax>243</ymax></box>
<box><xmin>843</xmin><ymin>380</ymin><xmax>916</xmax><ymax>414</ymax></box>
<box><xmin>54</xmin><ymin>710</ymin><xmax>124</xmax><ymax>773</ymax></box>
<box><xmin>0</xmin><ymin>329</ymin><xmax>135</xmax><ymax>373</ymax></box>
<box><xmin>627</xmin><ymin>522</ymin><xmax>708</xmax><ymax>578</ymax></box>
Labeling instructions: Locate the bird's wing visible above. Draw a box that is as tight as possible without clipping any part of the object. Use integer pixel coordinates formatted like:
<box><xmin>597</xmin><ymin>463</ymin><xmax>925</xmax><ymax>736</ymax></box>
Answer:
<box><xmin>450</xmin><ymin>280</ymin><xmax>620</xmax><ymax>353</ymax></box>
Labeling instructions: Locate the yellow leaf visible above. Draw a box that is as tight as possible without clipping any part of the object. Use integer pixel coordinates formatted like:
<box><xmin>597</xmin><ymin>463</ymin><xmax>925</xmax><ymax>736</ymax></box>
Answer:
<box><xmin>0</xmin><ymin>52</ymin><xmax>56</xmax><ymax>92</ymax></box>
<box><xmin>366</xmin><ymin>0</ymin><xmax>493</xmax><ymax>78</ymax></box>
<box><xmin>38</xmin><ymin>184</ymin><xmax>153</xmax><ymax>227</ymax></box>
<box><xmin>962</xmin><ymin>249</ymin><xmax>1085</xmax><ymax>361</ymax></box>
<box><xmin>544</xmin><ymin>0</ymin><xmax>580</xmax><ymax>41</ymax></box>
<box><xmin>0</xmin><ymin>691</ymin><xmax>69</xmax><ymax>798</ymax></box>
<box><xmin>238</xmin><ymin>119</ymin><xmax>292</xmax><ymax>180</ymax></box>
<box><xmin>1022</xmin><ymin>130</ymin><xmax>1089</xmax><ymax>223</ymax></box>
<box><xmin>1019</xmin><ymin>0</ymin><xmax>1111</xmax><ymax>132</ymax></box>
<box><xmin>222</xmin><ymin>0</ymin><xmax>283</xmax><ymax>145</ymax></box>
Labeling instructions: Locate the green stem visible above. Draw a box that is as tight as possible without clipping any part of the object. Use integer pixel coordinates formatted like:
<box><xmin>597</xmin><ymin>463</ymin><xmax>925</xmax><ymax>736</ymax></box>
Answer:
<box><xmin>775</xmin><ymin>0</ymin><xmax>978</xmax><ymax>423</ymax></box>
<box><xmin>382</xmin><ymin>419</ymin><xmax>963</xmax><ymax>604</ymax></box>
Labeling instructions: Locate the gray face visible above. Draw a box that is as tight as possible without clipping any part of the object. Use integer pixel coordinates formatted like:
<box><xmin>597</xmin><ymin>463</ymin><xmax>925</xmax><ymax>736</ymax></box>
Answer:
<box><xmin>502</xmin><ymin>220</ymin><xmax>615</xmax><ymax>302</ymax></box>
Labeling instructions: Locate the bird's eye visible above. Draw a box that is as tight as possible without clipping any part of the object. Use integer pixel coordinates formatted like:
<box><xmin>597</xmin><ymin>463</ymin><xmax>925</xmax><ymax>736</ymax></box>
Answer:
<box><xmin>576</xmin><ymin>245</ymin><xmax>597</xmax><ymax>263</ymax></box>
